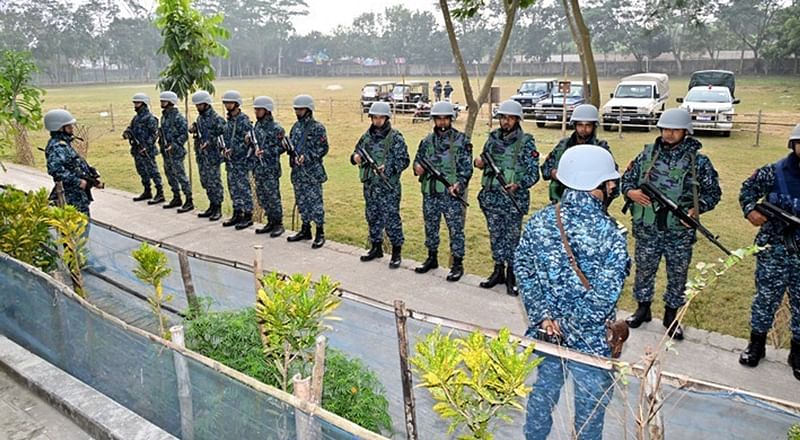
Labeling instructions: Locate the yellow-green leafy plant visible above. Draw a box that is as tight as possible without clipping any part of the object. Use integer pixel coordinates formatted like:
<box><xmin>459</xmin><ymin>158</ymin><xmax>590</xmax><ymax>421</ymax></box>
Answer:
<box><xmin>0</xmin><ymin>187</ymin><xmax>56</xmax><ymax>271</ymax></box>
<box><xmin>46</xmin><ymin>205</ymin><xmax>88</xmax><ymax>298</ymax></box>
<box><xmin>132</xmin><ymin>242</ymin><xmax>173</xmax><ymax>340</ymax></box>
<box><xmin>411</xmin><ymin>327</ymin><xmax>540</xmax><ymax>440</ymax></box>
<box><xmin>255</xmin><ymin>272</ymin><xmax>341</xmax><ymax>391</ymax></box>
<box><xmin>788</xmin><ymin>424</ymin><xmax>800</xmax><ymax>440</ymax></box>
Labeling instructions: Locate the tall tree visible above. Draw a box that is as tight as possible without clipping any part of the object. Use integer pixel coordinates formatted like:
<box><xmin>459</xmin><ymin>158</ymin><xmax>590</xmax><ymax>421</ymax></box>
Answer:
<box><xmin>561</xmin><ymin>0</ymin><xmax>600</xmax><ymax>107</ymax></box>
<box><xmin>720</xmin><ymin>0</ymin><xmax>782</xmax><ymax>74</ymax></box>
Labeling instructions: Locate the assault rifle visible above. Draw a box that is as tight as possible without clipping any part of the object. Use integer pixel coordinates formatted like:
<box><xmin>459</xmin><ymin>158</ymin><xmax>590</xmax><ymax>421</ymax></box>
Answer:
<box><xmin>418</xmin><ymin>157</ymin><xmax>469</xmax><ymax>208</ymax></box>
<box><xmin>356</xmin><ymin>146</ymin><xmax>391</xmax><ymax>189</ymax></box>
<box><xmin>480</xmin><ymin>151</ymin><xmax>523</xmax><ymax>215</ymax></box>
<box><xmin>754</xmin><ymin>201</ymin><xmax>800</xmax><ymax>253</ymax></box>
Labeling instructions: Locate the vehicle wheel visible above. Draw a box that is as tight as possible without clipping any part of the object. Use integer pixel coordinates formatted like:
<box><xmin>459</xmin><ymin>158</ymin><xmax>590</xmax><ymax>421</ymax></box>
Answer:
<box><xmin>722</xmin><ymin>131</ymin><xmax>731</xmax><ymax>137</ymax></box>
<box><xmin>603</xmin><ymin>124</ymin><xmax>612</xmax><ymax>132</ymax></box>
<box><xmin>536</xmin><ymin>122</ymin><xmax>545</xmax><ymax>128</ymax></box>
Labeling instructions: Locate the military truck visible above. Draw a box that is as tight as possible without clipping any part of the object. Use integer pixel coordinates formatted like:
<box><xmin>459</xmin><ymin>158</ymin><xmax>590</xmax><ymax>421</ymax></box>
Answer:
<box><xmin>510</xmin><ymin>78</ymin><xmax>557</xmax><ymax>117</ymax></box>
<box><xmin>601</xmin><ymin>73</ymin><xmax>670</xmax><ymax>131</ymax></box>
<box><xmin>360</xmin><ymin>81</ymin><xmax>396</xmax><ymax>112</ymax></box>
<box><xmin>677</xmin><ymin>70</ymin><xmax>739</xmax><ymax>136</ymax></box>
<box><xmin>390</xmin><ymin>81</ymin><xmax>430</xmax><ymax>113</ymax></box>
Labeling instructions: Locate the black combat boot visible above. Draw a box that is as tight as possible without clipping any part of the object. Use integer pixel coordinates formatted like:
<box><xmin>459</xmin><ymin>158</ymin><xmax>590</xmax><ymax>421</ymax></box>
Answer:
<box><xmin>789</xmin><ymin>338</ymin><xmax>800</xmax><ymax>381</ymax></box>
<box><xmin>360</xmin><ymin>242</ymin><xmax>383</xmax><ymax>262</ymax></box>
<box><xmin>446</xmin><ymin>256</ymin><xmax>464</xmax><ymax>282</ymax></box>
<box><xmin>148</xmin><ymin>187</ymin><xmax>165</xmax><ymax>205</ymax></box>
<box><xmin>133</xmin><ymin>186</ymin><xmax>152</xmax><ymax>202</ymax></box>
<box><xmin>270</xmin><ymin>222</ymin><xmax>285</xmax><ymax>238</ymax></box>
<box><xmin>222</xmin><ymin>209</ymin><xmax>241</xmax><ymax>227</ymax></box>
<box><xmin>287</xmin><ymin>223</ymin><xmax>312</xmax><ymax>242</ymax></box>
<box><xmin>198</xmin><ymin>204</ymin><xmax>215</xmax><ymax>218</ymax></box>
<box><xmin>738</xmin><ymin>331</ymin><xmax>767</xmax><ymax>367</ymax></box>
<box><xmin>479</xmin><ymin>263</ymin><xmax>505</xmax><ymax>289</ymax></box>
<box><xmin>177</xmin><ymin>197</ymin><xmax>194</xmax><ymax>213</ymax></box>
<box><xmin>163</xmin><ymin>195</ymin><xmax>182</xmax><ymax>209</ymax></box>
<box><xmin>505</xmin><ymin>263</ymin><xmax>518</xmax><ymax>296</ymax></box>
<box><xmin>235</xmin><ymin>211</ymin><xmax>253</xmax><ymax>230</ymax></box>
<box><xmin>255</xmin><ymin>221</ymin><xmax>275</xmax><ymax>235</ymax></box>
<box><xmin>663</xmin><ymin>306</ymin><xmax>684</xmax><ymax>340</ymax></box>
<box><xmin>625</xmin><ymin>302</ymin><xmax>652</xmax><ymax>328</ymax></box>
<box><xmin>312</xmin><ymin>225</ymin><xmax>325</xmax><ymax>249</ymax></box>
<box><xmin>415</xmin><ymin>251</ymin><xmax>438</xmax><ymax>274</ymax></box>
<box><xmin>208</xmin><ymin>204</ymin><xmax>222</xmax><ymax>221</ymax></box>
<box><xmin>389</xmin><ymin>245</ymin><xmax>402</xmax><ymax>269</ymax></box>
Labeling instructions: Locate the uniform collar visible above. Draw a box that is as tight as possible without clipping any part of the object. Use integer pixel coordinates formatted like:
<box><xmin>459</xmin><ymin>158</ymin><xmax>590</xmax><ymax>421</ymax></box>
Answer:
<box><xmin>655</xmin><ymin>136</ymin><xmax>702</xmax><ymax>155</ymax></box>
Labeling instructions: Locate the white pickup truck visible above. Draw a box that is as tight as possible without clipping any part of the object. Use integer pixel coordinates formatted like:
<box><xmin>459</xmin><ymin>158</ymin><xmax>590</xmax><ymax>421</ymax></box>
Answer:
<box><xmin>601</xmin><ymin>73</ymin><xmax>670</xmax><ymax>131</ymax></box>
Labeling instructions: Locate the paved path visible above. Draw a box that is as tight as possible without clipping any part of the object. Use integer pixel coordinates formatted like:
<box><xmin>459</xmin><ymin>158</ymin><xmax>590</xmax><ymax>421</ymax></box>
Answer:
<box><xmin>3</xmin><ymin>163</ymin><xmax>798</xmax><ymax>406</ymax></box>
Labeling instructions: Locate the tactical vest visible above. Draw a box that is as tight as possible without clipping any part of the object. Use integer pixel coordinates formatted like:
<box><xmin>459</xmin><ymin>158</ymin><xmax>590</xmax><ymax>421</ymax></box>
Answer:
<box><xmin>358</xmin><ymin>130</ymin><xmax>398</xmax><ymax>184</ymax></box>
<box><xmin>420</xmin><ymin>131</ymin><xmax>458</xmax><ymax>195</ymax></box>
<box><xmin>481</xmin><ymin>131</ymin><xmax>526</xmax><ymax>190</ymax></box>
<box><xmin>768</xmin><ymin>155</ymin><xmax>800</xmax><ymax>216</ymax></box>
<box><xmin>631</xmin><ymin>143</ymin><xmax>699</xmax><ymax>230</ymax></box>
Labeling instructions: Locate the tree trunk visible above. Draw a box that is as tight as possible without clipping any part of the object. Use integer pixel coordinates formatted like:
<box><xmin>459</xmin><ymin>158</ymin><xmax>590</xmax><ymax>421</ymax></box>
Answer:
<box><xmin>13</xmin><ymin>122</ymin><xmax>35</xmax><ymax>166</ymax></box>
<box><xmin>569</xmin><ymin>0</ymin><xmax>600</xmax><ymax>108</ymax></box>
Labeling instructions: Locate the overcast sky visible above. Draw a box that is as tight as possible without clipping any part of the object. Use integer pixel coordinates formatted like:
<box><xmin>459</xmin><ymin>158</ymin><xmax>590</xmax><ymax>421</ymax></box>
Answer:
<box><xmin>292</xmin><ymin>0</ymin><xmax>439</xmax><ymax>35</ymax></box>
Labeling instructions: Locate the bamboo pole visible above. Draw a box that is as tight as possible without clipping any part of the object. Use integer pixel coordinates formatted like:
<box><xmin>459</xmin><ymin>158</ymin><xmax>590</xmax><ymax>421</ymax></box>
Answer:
<box><xmin>177</xmin><ymin>250</ymin><xmax>199</xmax><ymax>315</ymax></box>
<box><xmin>170</xmin><ymin>325</ymin><xmax>195</xmax><ymax>440</ymax></box>
<box><xmin>394</xmin><ymin>300</ymin><xmax>418</xmax><ymax>440</ymax></box>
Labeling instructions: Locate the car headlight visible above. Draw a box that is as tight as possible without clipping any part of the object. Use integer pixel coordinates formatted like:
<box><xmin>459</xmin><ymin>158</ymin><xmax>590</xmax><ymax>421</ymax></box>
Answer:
<box><xmin>637</xmin><ymin>107</ymin><xmax>649</xmax><ymax>113</ymax></box>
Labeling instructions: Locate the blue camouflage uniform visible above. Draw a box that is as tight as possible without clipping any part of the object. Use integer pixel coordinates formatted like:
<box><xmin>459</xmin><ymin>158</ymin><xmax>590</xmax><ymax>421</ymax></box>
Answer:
<box><xmin>45</xmin><ymin>132</ymin><xmax>93</xmax><ymax>215</ymax></box>
<box><xmin>414</xmin><ymin>127</ymin><xmax>473</xmax><ymax>258</ymax></box>
<box><xmin>351</xmin><ymin>123</ymin><xmax>410</xmax><ymax>246</ymax></box>
<box><xmin>621</xmin><ymin>136</ymin><xmax>722</xmax><ymax>309</ymax></box>
<box><xmin>159</xmin><ymin>107</ymin><xmax>191</xmax><ymax>199</ymax></box>
<box><xmin>739</xmin><ymin>152</ymin><xmax>800</xmax><ymax>339</ymax></box>
<box><xmin>223</xmin><ymin>110</ymin><xmax>254</xmax><ymax>213</ymax></box>
<box><xmin>251</xmin><ymin>115</ymin><xmax>286</xmax><ymax>225</ymax></box>
<box><xmin>541</xmin><ymin>132</ymin><xmax>610</xmax><ymax>203</ymax></box>
<box><xmin>478</xmin><ymin>126</ymin><xmax>539</xmax><ymax>265</ymax></box>
<box><xmin>127</xmin><ymin>106</ymin><xmax>162</xmax><ymax>192</ymax></box>
<box><xmin>193</xmin><ymin>107</ymin><xmax>226</xmax><ymax>206</ymax></box>
<box><xmin>515</xmin><ymin>189</ymin><xmax>630</xmax><ymax>440</ymax></box>
<box><xmin>289</xmin><ymin>113</ymin><xmax>329</xmax><ymax>226</ymax></box>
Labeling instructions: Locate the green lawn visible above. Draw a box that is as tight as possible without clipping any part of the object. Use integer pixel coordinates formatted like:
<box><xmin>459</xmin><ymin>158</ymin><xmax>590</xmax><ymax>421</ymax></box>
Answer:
<box><xmin>10</xmin><ymin>75</ymin><xmax>800</xmax><ymax>339</ymax></box>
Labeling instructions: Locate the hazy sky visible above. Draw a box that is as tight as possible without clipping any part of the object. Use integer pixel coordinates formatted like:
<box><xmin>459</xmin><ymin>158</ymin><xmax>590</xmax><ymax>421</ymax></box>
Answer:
<box><xmin>292</xmin><ymin>0</ymin><xmax>439</xmax><ymax>35</ymax></box>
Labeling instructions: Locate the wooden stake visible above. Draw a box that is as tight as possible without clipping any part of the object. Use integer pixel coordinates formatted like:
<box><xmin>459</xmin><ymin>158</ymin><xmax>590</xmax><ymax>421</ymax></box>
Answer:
<box><xmin>311</xmin><ymin>335</ymin><xmax>326</xmax><ymax>405</ymax></box>
<box><xmin>754</xmin><ymin>109</ymin><xmax>762</xmax><ymax>147</ymax></box>
<box><xmin>293</xmin><ymin>374</ymin><xmax>320</xmax><ymax>440</ymax></box>
<box><xmin>170</xmin><ymin>325</ymin><xmax>195</xmax><ymax>440</ymax></box>
<box><xmin>178</xmin><ymin>250</ymin><xmax>199</xmax><ymax>315</ymax></box>
<box><xmin>394</xmin><ymin>300</ymin><xmax>418</xmax><ymax>440</ymax></box>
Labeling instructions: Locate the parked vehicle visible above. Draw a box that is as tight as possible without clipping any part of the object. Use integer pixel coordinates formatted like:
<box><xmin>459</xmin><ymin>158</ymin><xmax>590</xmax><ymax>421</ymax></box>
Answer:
<box><xmin>390</xmin><ymin>81</ymin><xmax>429</xmax><ymax>113</ymax></box>
<box><xmin>533</xmin><ymin>83</ymin><xmax>588</xmax><ymax>128</ymax></box>
<box><xmin>510</xmin><ymin>78</ymin><xmax>557</xmax><ymax>117</ymax></box>
<box><xmin>677</xmin><ymin>85</ymin><xmax>740</xmax><ymax>137</ymax></box>
<box><xmin>360</xmin><ymin>81</ymin><xmax>395</xmax><ymax>112</ymax></box>
<box><xmin>688</xmin><ymin>70</ymin><xmax>736</xmax><ymax>98</ymax></box>
<box><xmin>601</xmin><ymin>73</ymin><xmax>670</xmax><ymax>131</ymax></box>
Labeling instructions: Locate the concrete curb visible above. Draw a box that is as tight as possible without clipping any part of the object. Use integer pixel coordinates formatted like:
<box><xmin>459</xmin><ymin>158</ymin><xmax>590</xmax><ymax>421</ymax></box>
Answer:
<box><xmin>0</xmin><ymin>335</ymin><xmax>177</xmax><ymax>440</ymax></box>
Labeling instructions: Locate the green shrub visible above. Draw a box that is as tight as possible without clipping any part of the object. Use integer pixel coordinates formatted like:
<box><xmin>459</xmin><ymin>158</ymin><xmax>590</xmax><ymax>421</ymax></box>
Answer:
<box><xmin>789</xmin><ymin>424</ymin><xmax>800</xmax><ymax>440</ymax></box>
<box><xmin>0</xmin><ymin>186</ymin><xmax>56</xmax><ymax>271</ymax></box>
<box><xmin>184</xmin><ymin>306</ymin><xmax>393</xmax><ymax>434</ymax></box>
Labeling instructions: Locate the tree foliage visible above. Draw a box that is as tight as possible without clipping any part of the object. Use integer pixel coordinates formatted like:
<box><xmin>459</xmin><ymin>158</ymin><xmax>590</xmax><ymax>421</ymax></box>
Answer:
<box><xmin>0</xmin><ymin>187</ymin><xmax>57</xmax><ymax>272</ymax></box>
<box><xmin>131</xmin><ymin>242</ymin><xmax>174</xmax><ymax>339</ymax></box>
<box><xmin>47</xmin><ymin>205</ymin><xmax>89</xmax><ymax>298</ymax></box>
<box><xmin>0</xmin><ymin>50</ymin><xmax>44</xmax><ymax>165</ymax></box>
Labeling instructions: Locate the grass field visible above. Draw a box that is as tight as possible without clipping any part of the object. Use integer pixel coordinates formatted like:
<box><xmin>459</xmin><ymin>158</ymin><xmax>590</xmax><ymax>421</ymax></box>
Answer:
<box><xmin>8</xmin><ymin>75</ymin><xmax>800</xmax><ymax>340</ymax></box>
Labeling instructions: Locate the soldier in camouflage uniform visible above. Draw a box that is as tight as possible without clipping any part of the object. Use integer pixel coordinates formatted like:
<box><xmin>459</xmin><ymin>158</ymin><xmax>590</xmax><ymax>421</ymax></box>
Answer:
<box><xmin>123</xmin><ymin>93</ymin><xmax>164</xmax><ymax>204</ymax></box>
<box><xmin>413</xmin><ymin>101</ymin><xmax>473</xmax><ymax>282</ymax></box>
<box><xmin>220</xmin><ymin>90</ymin><xmax>255</xmax><ymax>230</ymax></box>
<box><xmin>515</xmin><ymin>145</ymin><xmax>628</xmax><ymax>440</ymax></box>
<box><xmin>622</xmin><ymin>109</ymin><xmax>722</xmax><ymax>340</ymax></box>
<box><xmin>247</xmin><ymin>96</ymin><xmax>286</xmax><ymax>238</ymax></box>
<box><xmin>188</xmin><ymin>90</ymin><xmax>225</xmax><ymax>221</ymax></box>
<box><xmin>541</xmin><ymin>104</ymin><xmax>610</xmax><ymax>203</ymax></box>
<box><xmin>474</xmin><ymin>100</ymin><xmax>539</xmax><ymax>296</ymax></box>
<box><xmin>738</xmin><ymin>124</ymin><xmax>800</xmax><ymax>381</ymax></box>
<box><xmin>351</xmin><ymin>101</ymin><xmax>410</xmax><ymax>268</ymax></box>
<box><xmin>285</xmin><ymin>95</ymin><xmax>329</xmax><ymax>249</ymax></box>
<box><xmin>158</xmin><ymin>91</ymin><xmax>193</xmax><ymax>213</ymax></box>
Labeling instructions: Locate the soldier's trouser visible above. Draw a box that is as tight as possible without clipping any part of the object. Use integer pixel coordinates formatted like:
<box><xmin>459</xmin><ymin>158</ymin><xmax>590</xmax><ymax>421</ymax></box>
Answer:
<box><xmin>632</xmin><ymin>225</ymin><xmax>696</xmax><ymax>309</ymax></box>
<box><xmin>478</xmin><ymin>188</ymin><xmax>527</xmax><ymax>264</ymax></box>
<box><xmin>254</xmin><ymin>169</ymin><xmax>283</xmax><ymax>223</ymax></box>
<box><xmin>422</xmin><ymin>193</ymin><xmax>465</xmax><ymax>258</ymax></box>
<box><xmin>291</xmin><ymin>174</ymin><xmax>325</xmax><ymax>225</ymax></box>
<box><xmin>364</xmin><ymin>182</ymin><xmax>404</xmax><ymax>246</ymax></box>
<box><xmin>750</xmin><ymin>242</ymin><xmax>800</xmax><ymax>339</ymax></box>
<box><xmin>163</xmin><ymin>150</ymin><xmax>191</xmax><ymax>198</ymax></box>
<box><xmin>525</xmin><ymin>356</ymin><xmax>614</xmax><ymax>440</ymax></box>
<box><xmin>196</xmin><ymin>153</ymin><xmax>224</xmax><ymax>205</ymax></box>
<box><xmin>225</xmin><ymin>160</ymin><xmax>253</xmax><ymax>212</ymax></box>
<box><xmin>133</xmin><ymin>152</ymin><xmax>162</xmax><ymax>189</ymax></box>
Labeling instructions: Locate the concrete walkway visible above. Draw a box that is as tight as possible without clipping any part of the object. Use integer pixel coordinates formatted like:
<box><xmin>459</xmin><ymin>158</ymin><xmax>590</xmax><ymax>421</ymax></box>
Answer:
<box><xmin>2</xmin><ymin>163</ymin><xmax>798</xmax><ymax>404</ymax></box>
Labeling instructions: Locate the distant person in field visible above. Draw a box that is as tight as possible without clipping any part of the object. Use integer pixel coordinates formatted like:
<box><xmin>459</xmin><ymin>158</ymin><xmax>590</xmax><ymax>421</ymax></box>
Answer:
<box><xmin>246</xmin><ymin>96</ymin><xmax>287</xmax><ymax>237</ymax></box>
<box><xmin>123</xmin><ymin>93</ymin><xmax>164</xmax><ymax>205</ymax></box>
<box><xmin>188</xmin><ymin>90</ymin><xmax>226</xmax><ymax>222</ymax></box>
<box><xmin>433</xmin><ymin>80</ymin><xmax>442</xmax><ymax>102</ymax></box>
<box><xmin>738</xmin><ymin>123</ymin><xmax>800</xmax><ymax>382</ymax></box>
<box><xmin>220</xmin><ymin>90</ymin><xmax>255</xmax><ymax>231</ymax></box>
<box><xmin>157</xmin><ymin>91</ymin><xmax>193</xmax><ymax>213</ymax></box>
<box><xmin>351</xmin><ymin>101</ymin><xmax>410</xmax><ymax>268</ymax></box>
<box><xmin>443</xmin><ymin>80</ymin><xmax>454</xmax><ymax>101</ymax></box>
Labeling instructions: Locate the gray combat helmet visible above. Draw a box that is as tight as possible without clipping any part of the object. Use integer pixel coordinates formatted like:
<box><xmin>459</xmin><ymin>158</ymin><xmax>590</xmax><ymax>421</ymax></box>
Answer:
<box><xmin>292</xmin><ymin>95</ymin><xmax>315</xmax><ymax>112</ymax></box>
<box><xmin>44</xmin><ymin>109</ymin><xmax>76</xmax><ymax>132</ymax></box>
<box><xmin>496</xmin><ymin>100</ymin><xmax>523</xmax><ymax>118</ymax></box>
<box><xmin>221</xmin><ymin>90</ymin><xmax>243</xmax><ymax>106</ymax></box>
<box><xmin>570</xmin><ymin>104</ymin><xmax>599</xmax><ymax>123</ymax></box>
<box><xmin>253</xmin><ymin>96</ymin><xmax>275</xmax><ymax>113</ymax></box>
<box><xmin>430</xmin><ymin>101</ymin><xmax>455</xmax><ymax>117</ymax></box>
<box><xmin>657</xmin><ymin>108</ymin><xmax>693</xmax><ymax>135</ymax></box>
<box><xmin>368</xmin><ymin>101</ymin><xmax>391</xmax><ymax>117</ymax></box>
<box><xmin>191</xmin><ymin>90</ymin><xmax>213</xmax><ymax>106</ymax></box>
<box><xmin>789</xmin><ymin>123</ymin><xmax>800</xmax><ymax>149</ymax></box>
<box><xmin>159</xmin><ymin>91</ymin><xmax>179</xmax><ymax>106</ymax></box>
<box><xmin>132</xmin><ymin>93</ymin><xmax>150</xmax><ymax>106</ymax></box>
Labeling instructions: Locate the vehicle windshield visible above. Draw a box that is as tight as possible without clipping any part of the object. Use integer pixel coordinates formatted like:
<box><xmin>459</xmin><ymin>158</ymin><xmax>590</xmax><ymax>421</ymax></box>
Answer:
<box><xmin>615</xmin><ymin>85</ymin><xmax>652</xmax><ymax>99</ymax></box>
<box><xmin>362</xmin><ymin>86</ymin><xmax>378</xmax><ymax>96</ymax></box>
<box><xmin>519</xmin><ymin>82</ymin><xmax>549</xmax><ymax>94</ymax></box>
<box><xmin>685</xmin><ymin>89</ymin><xmax>731</xmax><ymax>103</ymax></box>
<box><xmin>392</xmin><ymin>85</ymin><xmax>409</xmax><ymax>95</ymax></box>
<box><xmin>553</xmin><ymin>86</ymin><xmax>584</xmax><ymax>98</ymax></box>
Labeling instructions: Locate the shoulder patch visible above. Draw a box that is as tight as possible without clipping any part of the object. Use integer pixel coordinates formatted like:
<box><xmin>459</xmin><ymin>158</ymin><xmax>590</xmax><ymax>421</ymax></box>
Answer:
<box><xmin>532</xmin><ymin>150</ymin><xmax>540</xmax><ymax>159</ymax></box>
